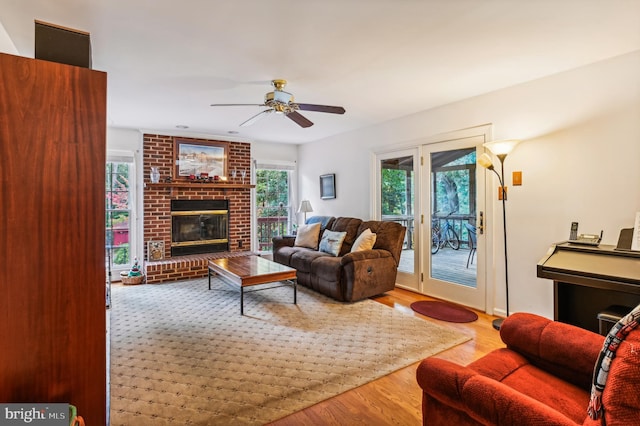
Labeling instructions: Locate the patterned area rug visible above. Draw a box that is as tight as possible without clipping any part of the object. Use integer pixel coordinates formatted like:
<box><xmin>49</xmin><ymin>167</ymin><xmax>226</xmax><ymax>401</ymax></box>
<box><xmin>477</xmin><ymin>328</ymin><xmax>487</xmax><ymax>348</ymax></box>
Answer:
<box><xmin>110</xmin><ymin>277</ymin><xmax>470</xmax><ymax>425</ymax></box>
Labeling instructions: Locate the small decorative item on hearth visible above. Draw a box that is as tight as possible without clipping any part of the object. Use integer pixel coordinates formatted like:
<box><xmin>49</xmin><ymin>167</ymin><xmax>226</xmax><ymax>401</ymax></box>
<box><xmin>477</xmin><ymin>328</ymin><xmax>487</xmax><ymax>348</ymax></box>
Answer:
<box><xmin>122</xmin><ymin>257</ymin><xmax>145</xmax><ymax>285</ymax></box>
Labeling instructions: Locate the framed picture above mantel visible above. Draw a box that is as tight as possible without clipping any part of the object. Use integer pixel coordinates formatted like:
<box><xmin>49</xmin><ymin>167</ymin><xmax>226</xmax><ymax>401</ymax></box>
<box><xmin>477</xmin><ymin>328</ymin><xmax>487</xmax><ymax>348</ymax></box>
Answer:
<box><xmin>173</xmin><ymin>138</ymin><xmax>228</xmax><ymax>180</ymax></box>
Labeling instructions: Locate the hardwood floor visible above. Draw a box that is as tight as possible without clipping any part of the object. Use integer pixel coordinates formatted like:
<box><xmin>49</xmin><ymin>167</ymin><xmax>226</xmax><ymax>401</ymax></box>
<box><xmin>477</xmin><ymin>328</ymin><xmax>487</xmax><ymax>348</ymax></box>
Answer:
<box><xmin>268</xmin><ymin>288</ymin><xmax>505</xmax><ymax>426</ymax></box>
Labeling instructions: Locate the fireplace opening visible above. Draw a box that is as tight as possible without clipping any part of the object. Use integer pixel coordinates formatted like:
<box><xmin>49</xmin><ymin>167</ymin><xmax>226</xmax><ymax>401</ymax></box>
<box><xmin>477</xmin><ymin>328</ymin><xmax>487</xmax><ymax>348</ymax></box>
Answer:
<box><xmin>170</xmin><ymin>199</ymin><xmax>229</xmax><ymax>256</ymax></box>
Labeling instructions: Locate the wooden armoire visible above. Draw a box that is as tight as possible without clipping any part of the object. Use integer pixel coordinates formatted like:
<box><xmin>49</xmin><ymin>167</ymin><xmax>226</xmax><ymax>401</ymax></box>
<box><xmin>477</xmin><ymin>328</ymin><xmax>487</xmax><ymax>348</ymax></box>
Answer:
<box><xmin>0</xmin><ymin>52</ymin><xmax>107</xmax><ymax>424</ymax></box>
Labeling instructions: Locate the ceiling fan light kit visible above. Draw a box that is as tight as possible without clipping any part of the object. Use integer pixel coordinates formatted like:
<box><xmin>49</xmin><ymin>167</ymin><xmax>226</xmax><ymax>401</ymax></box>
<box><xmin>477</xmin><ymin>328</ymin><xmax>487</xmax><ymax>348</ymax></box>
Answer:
<box><xmin>211</xmin><ymin>79</ymin><xmax>345</xmax><ymax>128</ymax></box>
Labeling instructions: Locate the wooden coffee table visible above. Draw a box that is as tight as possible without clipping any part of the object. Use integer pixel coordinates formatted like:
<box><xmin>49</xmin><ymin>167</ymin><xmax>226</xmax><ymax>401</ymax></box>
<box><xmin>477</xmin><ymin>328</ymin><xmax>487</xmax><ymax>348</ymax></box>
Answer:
<box><xmin>208</xmin><ymin>255</ymin><xmax>297</xmax><ymax>315</ymax></box>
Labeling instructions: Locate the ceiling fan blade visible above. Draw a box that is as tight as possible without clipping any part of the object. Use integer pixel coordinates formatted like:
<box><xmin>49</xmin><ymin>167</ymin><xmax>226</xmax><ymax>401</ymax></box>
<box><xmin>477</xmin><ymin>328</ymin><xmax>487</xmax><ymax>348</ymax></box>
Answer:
<box><xmin>287</xmin><ymin>111</ymin><xmax>314</xmax><ymax>128</ymax></box>
<box><xmin>296</xmin><ymin>103</ymin><xmax>346</xmax><ymax>114</ymax></box>
<box><xmin>210</xmin><ymin>103</ymin><xmax>266</xmax><ymax>107</ymax></box>
<box><xmin>240</xmin><ymin>109</ymin><xmax>273</xmax><ymax>127</ymax></box>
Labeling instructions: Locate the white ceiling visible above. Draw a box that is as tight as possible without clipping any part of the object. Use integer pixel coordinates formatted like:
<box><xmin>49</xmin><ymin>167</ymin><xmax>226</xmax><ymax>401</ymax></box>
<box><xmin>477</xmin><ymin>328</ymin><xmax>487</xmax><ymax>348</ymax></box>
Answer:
<box><xmin>2</xmin><ymin>0</ymin><xmax>640</xmax><ymax>144</ymax></box>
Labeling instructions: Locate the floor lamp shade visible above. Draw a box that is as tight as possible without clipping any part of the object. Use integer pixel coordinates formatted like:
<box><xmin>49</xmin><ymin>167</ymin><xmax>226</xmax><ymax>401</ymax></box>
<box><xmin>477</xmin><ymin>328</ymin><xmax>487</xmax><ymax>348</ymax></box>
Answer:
<box><xmin>483</xmin><ymin>139</ymin><xmax>520</xmax><ymax>157</ymax></box>
<box><xmin>298</xmin><ymin>200</ymin><xmax>313</xmax><ymax>223</ymax></box>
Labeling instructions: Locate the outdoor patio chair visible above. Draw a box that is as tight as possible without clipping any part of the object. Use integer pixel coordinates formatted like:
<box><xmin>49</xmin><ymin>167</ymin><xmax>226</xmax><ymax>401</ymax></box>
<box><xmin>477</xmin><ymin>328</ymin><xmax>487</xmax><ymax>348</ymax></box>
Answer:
<box><xmin>465</xmin><ymin>223</ymin><xmax>476</xmax><ymax>268</ymax></box>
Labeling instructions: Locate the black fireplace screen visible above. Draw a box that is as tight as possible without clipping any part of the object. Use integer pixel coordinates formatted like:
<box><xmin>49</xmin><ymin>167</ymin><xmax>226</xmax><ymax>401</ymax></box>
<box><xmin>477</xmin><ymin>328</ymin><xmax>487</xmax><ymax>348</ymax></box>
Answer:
<box><xmin>170</xmin><ymin>199</ymin><xmax>229</xmax><ymax>256</ymax></box>
<box><xmin>171</xmin><ymin>213</ymin><xmax>228</xmax><ymax>244</ymax></box>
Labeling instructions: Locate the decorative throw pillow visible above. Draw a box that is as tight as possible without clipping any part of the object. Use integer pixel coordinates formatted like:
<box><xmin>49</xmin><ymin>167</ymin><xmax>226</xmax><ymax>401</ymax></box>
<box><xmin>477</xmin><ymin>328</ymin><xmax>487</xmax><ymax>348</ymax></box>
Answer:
<box><xmin>351</xmin><ymin>228</ymin><xmax>377</xmax><ymax>252</ymax></box>
<box><xmin>319</xmin><ymin>230</ymin><xmax>347</xmax><ymax>257</ymax></box>
<box><xmin>294</xmin><ymin>222</ymin><xmax>321</xmax><ymax>249</ymax></box>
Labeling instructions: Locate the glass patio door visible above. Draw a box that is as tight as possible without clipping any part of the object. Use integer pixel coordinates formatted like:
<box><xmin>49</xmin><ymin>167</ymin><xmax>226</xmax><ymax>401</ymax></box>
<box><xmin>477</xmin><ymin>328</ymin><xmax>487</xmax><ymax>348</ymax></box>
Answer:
<box><xmin>422</xmin><ymin>136</ymin><xmax>485</xmax><ymax>310</ymax></box>
<box><xmin>376</xmin><ymin>148</ymin><xmax>419</xmax><ymax>290</ymax></box>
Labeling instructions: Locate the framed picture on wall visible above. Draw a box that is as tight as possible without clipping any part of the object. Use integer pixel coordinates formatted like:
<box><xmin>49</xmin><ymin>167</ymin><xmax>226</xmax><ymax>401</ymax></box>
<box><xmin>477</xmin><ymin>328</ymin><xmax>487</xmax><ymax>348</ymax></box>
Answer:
<box><xmin>320</xmin><ymin>173</ymin><xmax>336</xmax><ymax>199</ymax></box>
<box><xmin>147</xmin><ymin>240</ymin><xmax>165</xmax><ymax>261</ymax></box>
<box><xmin>173</xmin><ymin>138</ymin><xmax>228</xmax><ymax>180</ymax></box>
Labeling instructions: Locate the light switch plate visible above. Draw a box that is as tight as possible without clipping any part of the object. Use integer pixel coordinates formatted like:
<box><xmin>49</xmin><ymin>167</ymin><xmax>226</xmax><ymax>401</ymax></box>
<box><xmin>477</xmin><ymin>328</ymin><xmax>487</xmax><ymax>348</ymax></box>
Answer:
<box><xmin>513</xmin><ymin>171</ymin><xmax>522</xmax><ymax>186</ymax></box>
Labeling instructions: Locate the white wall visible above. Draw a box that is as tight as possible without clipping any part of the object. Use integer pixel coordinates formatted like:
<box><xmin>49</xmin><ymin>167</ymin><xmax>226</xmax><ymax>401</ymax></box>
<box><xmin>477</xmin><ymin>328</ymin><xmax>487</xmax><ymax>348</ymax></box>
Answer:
<box><xmin>107</xmin><ymin>127</ymin><xmax>143</xmax><ymax>153</ymax></box>
<box><xmin>298</xmin><ymin>50</ymin><xmax>640</xmax><ymax>319</ymax></box>
<box><xmin>0</xmin><ymin>22</ymin><xmax>18</xmax><ymax>54</ymax></box>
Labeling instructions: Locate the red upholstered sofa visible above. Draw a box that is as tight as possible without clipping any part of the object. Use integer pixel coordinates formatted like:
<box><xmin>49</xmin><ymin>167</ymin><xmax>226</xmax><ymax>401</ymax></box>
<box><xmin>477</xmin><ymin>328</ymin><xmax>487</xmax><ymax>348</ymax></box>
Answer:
<box><xmin>416</xmin><ymin>312</ymin><xmax>640</xmax><ymax>425</ymax></box>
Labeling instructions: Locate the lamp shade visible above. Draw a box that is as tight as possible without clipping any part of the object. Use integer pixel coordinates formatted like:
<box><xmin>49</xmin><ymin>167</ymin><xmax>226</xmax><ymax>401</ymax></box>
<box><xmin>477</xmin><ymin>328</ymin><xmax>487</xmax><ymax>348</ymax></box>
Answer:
<box><xmin>483</xmin><ymin>139</ymin><xmax>520</xmax><ymax>156</ymax></box>
<box><xmin>297</xmin><ymin>200</ymin><xmax>313</xmax><ymax>214</ymax></box>
<box><xmin>477</xmin><ymin>153</ymin><xmax>494</xmax><ymax>170</ymax></box>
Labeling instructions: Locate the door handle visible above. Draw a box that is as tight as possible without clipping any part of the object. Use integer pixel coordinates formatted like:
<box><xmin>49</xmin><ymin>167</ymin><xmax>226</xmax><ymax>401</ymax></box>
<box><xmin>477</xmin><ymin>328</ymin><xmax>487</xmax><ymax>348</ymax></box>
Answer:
<box><xmin>479</xmin><ymin>211</ymin><xmax>484</xmax><ymax>235</ymax></box>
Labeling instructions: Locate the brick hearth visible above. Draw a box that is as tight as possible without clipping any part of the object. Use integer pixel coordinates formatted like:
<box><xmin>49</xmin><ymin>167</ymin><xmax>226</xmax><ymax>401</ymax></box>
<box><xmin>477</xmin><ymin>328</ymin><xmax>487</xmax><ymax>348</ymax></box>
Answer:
<box><xmin>143</xmin><ymin>134</ymin><xmax>252</xmax><ymax>283</ymax></box>
<box><xmin>145</xmin><ymin>251</ymin><xmax>258</xmax><ymax>284</ymax></box>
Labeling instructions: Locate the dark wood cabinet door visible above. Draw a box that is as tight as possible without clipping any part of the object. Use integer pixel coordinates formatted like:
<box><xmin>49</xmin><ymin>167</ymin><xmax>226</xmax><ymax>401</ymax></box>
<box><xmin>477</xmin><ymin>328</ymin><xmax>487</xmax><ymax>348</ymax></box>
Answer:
<box><xmin>0</xmin><ymin>52</ymin><xmax>107</xmax><ymax>425</ymax></box>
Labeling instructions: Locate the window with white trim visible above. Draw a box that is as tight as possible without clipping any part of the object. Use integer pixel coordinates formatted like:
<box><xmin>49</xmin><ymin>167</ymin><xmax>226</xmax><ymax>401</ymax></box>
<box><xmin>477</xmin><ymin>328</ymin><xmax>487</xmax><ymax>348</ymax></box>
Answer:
<box><xmin>254</xmin><ymin>161</ymin><xmax>296</xmax><ymax>252</ymax></box>
<box><xmin>106</xmin><ymin>155</ymin><xmax>135</xmax><ymax>273</ymax></box>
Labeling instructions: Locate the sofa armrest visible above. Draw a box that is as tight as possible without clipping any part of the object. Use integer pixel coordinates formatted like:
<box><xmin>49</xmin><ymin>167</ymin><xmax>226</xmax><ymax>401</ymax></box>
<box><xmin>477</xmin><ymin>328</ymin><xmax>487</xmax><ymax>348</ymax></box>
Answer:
<box><xmin>339</xmin><ymin>249</ymin><xmax>397</xmax><ymax>301</ymax></box>
<box><xmin>272</xmin><ymin>235</ymin><xmax>295</xmax><ymax>252</ymax></box>
<box><xmin>417</xmin><ymin>358</ymin><xmax>578</xmax><ymax>426</ymax></box>
<box><xmin>500</xmin><ymin>312</ymin><xmax>604</xmax><ymax>389</ymax></box>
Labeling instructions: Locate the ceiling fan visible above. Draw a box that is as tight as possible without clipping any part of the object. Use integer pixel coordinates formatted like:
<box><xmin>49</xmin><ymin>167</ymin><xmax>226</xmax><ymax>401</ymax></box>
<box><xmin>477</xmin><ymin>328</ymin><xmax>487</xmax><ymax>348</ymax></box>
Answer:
<box><xmin>210</xmin><ymin>79</ymin><xmax>345</xmax><ymax>128</ymax></box>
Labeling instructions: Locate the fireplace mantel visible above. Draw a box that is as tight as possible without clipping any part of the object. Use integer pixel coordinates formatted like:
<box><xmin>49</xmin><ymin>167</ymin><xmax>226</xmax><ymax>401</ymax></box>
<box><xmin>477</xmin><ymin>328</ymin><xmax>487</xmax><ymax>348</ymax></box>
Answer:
<box><xmin>146</xmin><ymin>182</ymin><xmax>255</xmax><ymax>190</ymax></box>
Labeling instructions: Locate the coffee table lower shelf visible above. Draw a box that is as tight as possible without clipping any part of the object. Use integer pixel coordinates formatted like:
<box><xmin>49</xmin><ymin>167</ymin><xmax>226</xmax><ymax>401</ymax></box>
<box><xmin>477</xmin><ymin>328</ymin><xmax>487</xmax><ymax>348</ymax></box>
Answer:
<box><xmin>207</xmin><ymin>256</ymin><xmax>297</xmax><ymax>315</ymax></box>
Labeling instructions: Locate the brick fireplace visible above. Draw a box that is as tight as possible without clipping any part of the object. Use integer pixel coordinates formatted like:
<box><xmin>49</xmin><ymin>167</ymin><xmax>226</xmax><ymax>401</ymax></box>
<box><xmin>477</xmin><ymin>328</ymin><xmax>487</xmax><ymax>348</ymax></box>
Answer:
<box><xmin>143</xmin><ymin>134</ymin><xmax>252</xmax><ymax>283</ymax></box>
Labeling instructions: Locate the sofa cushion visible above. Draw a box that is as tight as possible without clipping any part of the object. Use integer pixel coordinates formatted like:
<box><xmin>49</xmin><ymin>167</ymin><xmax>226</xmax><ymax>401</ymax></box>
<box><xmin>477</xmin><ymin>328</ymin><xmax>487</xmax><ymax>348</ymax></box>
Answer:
<box><xmin>273</xmin><ymin>245</ymin><xmax>297</xmax><ymax>266</ymax></box>
<box><xmin>319</xmin><ymin>230</ymin><xmax>347</xmax><ymax>256</ymax></box>
<box><xmin>311</xmin><ymin>256</ymin><xmax>343</xmax><ymax>281</ymax></box>
<box><xmin>310</xmin><ymin>256</ymin><xmax>344</xmax><ymax>300</ymax></box>
<box><xmin>351</xmin><ymin>228</ymin><xmax>377</xmax><ymax>252</ymax></box>
<box><xmin>469</xmin><ymin>348</ymin><xmax>590</xmax><ymax>423</ymax></box>
<box><xmin>328</xmin><ymin>217</ymin><xmax>362</xmax><ymax>255</ymax></box>
<box><xmin>294</xmin><ymin>222</ymin><xmax>321</xmax><ymax>249</ymax></box>
<box><xmin>290</xmin><ymin>249</ymin><xmax>332</xmax><ymax>273</ymax></box>
<box><xmin>500</xmin><ymin>312</ymin><xmax>602</xmax><ymax>389</ymax></box>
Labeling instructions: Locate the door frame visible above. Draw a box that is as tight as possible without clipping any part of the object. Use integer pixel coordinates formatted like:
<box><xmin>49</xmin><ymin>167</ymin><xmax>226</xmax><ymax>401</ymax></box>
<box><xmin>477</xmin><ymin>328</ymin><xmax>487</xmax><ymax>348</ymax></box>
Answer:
<box><xmin>370</xmin><ymin>125</ymin><xmax>495</xmax><ymax>313</ymax></box>
<box><xmin>371</xmin><ymin>147</ymin><xmax>420</xmax><ymax>290</ymax></box>
<box><xmin>421</xmin><ymin>136</ymin><xmax>486</xmax><ymax>311</ymax></box>
<box><xmin>419</xmin><ymin>124</ymin><xmax>494</xmax><ymax>313</ymax></box>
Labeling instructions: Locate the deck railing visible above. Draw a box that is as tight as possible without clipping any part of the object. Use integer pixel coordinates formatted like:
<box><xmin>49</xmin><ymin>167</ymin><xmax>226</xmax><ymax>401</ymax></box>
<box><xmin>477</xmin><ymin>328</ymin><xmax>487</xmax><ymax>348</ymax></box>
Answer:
<box><xmin>382</xmin><ymin>215</ymin><xmax>415</xmax><ymax>249</ymax></box>
<box><xmin>432</xmin><ymin>214</ymin><xmax>475</xmax><ymax>249</ymax></box>
<box><xmin>259</xmin><ymin>214</ymin><xmax>475</xmax><ymax>252</ymax></box>
<box><xmin>257</xmin><ymin>216</ymin><xmax>290</xmax><ymax>252</ymax></box>
<box><xmin>382</xmin><ymin>214</ymin><xmax>476</xmax><ymax>250</ymax></box>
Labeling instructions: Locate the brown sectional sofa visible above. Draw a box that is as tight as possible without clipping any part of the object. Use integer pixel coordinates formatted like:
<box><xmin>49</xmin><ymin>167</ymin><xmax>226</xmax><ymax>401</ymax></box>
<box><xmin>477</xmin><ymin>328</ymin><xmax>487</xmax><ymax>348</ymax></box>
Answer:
<box><xmin>272</xmin><ymin>216</ymin><xmax>406</xmax><ymax>302</ymax></box>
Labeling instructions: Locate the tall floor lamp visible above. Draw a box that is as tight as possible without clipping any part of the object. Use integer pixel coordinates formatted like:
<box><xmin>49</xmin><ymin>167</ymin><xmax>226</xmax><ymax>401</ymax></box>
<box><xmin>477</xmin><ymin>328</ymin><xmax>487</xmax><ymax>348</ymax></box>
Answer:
<box><xmin>478</xmin><ymin>139</ymin><xmax>520</xmax><ymax>331</ymax></box>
